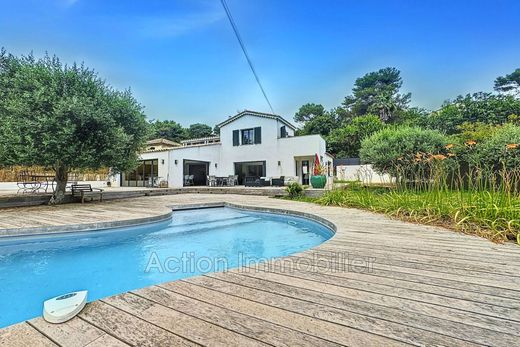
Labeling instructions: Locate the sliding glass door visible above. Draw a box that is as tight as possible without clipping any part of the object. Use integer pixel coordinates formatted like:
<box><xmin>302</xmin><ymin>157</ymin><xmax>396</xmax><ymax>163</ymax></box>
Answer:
<box><xmin>122</xmin><ymin>159</ymin><xmax>158</xmax><ymax>187</ymax></box>
<box><xmin>234</xmin><ymin>161</ymin><xmax>266</xmax><ymax>185</ymax></box>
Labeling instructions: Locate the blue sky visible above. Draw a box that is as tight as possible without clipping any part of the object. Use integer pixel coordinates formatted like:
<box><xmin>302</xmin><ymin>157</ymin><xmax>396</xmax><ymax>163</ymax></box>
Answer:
<box><xmin>1</xmin><ymin>0</ymin><xmax>519</xmax><ymax>126</ymax></box>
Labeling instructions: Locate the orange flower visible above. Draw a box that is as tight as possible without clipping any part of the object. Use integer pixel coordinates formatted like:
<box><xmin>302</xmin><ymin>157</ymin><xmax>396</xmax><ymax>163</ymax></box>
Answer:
<box><xmin>445</xmin><ymin>143</ymin><xmax>454</xmax><ymax>149</ymax></box>
<box><xmin>465</xmin><ymin>140</ymin><xmax>477</xmax><ymax>146</ymax></box>
<box><xmin>447</xmin><ymin>152</ymin><xmax>456</xmax><ymax>157</ymax></box>
<box><xmin>506</xmin><ymin>143</ymin><xmax>519</xmax><ymax>150</ymax></box>
<box><xmin>431</xmin><ymin>154</ymin><xmax>447</xmax><ymax>160</ymax></box>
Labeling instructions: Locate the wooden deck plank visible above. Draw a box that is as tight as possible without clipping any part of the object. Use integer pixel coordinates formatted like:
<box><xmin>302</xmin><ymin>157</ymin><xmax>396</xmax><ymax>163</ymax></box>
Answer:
<box><xmin>0</xmin><ymin>322</ymin><xmax>57</xmax><ymax>347</ymax></box>
<box><xmin>182</xmin><ymin>275</ymin><xmax>484</xmax><ymax>347</ymax></box>
<box><xmin>78</xmin><ymin>301</ymin><xmax>197</xmax><ymax>347</ymax></box>
<box><xmin>83</xmin><ymin>333</ymin><xmax>130</xmax><ymax>347</ymax></box>
<box><xmin>288</xmin><ymin>249</ymin><xmax>520</xmax><ymax>296</ymax></box>
<box><xmin>29</xmin><ymin>317</ymin><xmax>112</xmax><ymax>347</ymax></box>
<box><xmin>102</xmin><ymin>293</ymin><xmax>268</xmax><ymax>347</ymax></box>
<box><xmin>238</xmin><ymin>266</ymin><xmax>519</xmax><ymax>332</ymax></box>
<box><xmin>317</xmin><ymin>244</ymin><xmax>520</xmax><ymax>276</ymax></box>
<box><xmin>249</xmin><ymin>261</ymin><xmax>520</xmax><ymax>322</ymax></box>
<box><xmin>160</xmin><ymin>280</ymin><xmax>408</xmax><ymax>346</ymax></box>
<box><xmin>325</xmin><ymin>238</ymin><xmax>520</xmax><ymax>261</ymax></box>
<box><xmin>293</xmin><ymin>249</ymin><xmax>520</xmax><ymax>292</ymax></box>
<box><xmin>133</xmin><ymin>285</ymin><xmax>341</xmax><ymax>347</ymax></box>
<box><xmin>219</xmin><ymin>271</ymin><xmax>520</xmax><ymax>344</ymax></box>
<box><xmin>278</xmin><ymin>255</ymin><xmax>520</xmax><ymax>310</ymax></box>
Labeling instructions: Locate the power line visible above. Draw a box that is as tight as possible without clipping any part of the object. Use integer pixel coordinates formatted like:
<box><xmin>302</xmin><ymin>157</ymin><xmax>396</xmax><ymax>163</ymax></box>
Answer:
<box><xmin>220</xmin><ymin>0</ymin><xmax>275</xmax><ymax>114</ymax></box>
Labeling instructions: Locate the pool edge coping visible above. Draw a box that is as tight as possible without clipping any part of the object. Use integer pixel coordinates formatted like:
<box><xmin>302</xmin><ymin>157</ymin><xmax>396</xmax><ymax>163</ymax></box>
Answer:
<box><xmin>0</xmin><ymin>201</ymin><xmax>337</xmax><ymax>239</ymax></box>
<box><xmin>0</xmin><ymin>211</ymin><xmax>173</xmax><ymax>239</ymax></box>
<box><xmin>170</xmin><ymin>201</ymin><xmax>337</xmax><ymax>234</ymax></box>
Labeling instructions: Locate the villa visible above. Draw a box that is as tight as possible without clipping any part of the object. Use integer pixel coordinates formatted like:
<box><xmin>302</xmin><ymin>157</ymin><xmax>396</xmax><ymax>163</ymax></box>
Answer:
<box><xmin>121</xmin><ymin>110</ymin><xmax>333</xmax><ymax>188</ymax></box>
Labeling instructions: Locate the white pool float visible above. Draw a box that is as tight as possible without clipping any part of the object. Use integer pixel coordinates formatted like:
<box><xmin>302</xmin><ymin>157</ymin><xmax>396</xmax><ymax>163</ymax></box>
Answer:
<box><xmin>43</xmin><ymin>290</ymin><xmax>88</xmax><ymax>323</ymax></box>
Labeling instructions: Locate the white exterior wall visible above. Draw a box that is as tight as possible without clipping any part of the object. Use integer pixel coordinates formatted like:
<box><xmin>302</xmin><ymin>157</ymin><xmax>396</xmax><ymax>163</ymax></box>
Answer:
<box><xmin>133</xmin><ymin>114</ymin><xmax>329</xmax><ymax>187</ymax></box>
<box><xmin>167</xmin><ymin>144</ymin><xmax>221</xmax><ymax>187</ymax></box>
<box><xmin>138</xmin><ymin>150</ymin><xmax>170</xmax><ymax>184</ymax></box>
<box><xmin>336</xmin><ymin>164</ymin><xmax>392</xmax><ymax>184</ymax></box>
<box><xmin>219</xmin><ymin>115</ymin><xmax>324</xmax><ymax>181</ymax></box>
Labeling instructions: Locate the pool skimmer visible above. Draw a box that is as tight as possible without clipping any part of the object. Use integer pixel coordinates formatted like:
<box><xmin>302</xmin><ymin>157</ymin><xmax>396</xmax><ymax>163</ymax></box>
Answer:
<box><xmin>43</xmin><ymin>291</ymin><xmax>88</xmax><ymax>323</ymax></box>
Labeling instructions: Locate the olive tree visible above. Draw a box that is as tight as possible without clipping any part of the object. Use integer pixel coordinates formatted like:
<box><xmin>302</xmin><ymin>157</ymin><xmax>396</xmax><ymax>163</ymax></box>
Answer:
<box><xmin>0</xmin><ymin>50</ymin><xmax>148</xmax><ymax>203</ymax></box>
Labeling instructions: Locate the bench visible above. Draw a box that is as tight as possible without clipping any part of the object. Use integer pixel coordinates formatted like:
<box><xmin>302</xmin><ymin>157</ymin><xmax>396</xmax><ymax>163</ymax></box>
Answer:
<box><xmin>71</xmin><ymin>184</ymin><xmax>104</xmax><ymax>203</ymax></box>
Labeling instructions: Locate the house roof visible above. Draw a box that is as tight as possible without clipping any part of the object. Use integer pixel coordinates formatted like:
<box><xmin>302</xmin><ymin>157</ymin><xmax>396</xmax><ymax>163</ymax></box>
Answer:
<box><xmin>216</xmin><ymin>110</ymin><xmax>296</xmax><ymax>130</ymax></box>
<box><xmin>146</xmin><ymin>138</ymin><xmax>181</xmax><ymax>147</ymax></box>
<box><xmin>180</xmin><ymin>136</ymin><xmax>220</xmax><ymax>144</ymax></box>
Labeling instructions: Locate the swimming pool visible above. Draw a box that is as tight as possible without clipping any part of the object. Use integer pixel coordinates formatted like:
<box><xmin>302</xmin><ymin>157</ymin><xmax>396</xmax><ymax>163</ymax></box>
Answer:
<box><xmin>0</xmin><ymin>206</ymin><xmax>333</xmax><ymax>328</ymax></box>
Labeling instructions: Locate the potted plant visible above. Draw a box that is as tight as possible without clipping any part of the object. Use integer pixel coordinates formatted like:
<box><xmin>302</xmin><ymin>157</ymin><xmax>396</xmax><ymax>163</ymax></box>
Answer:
<box><xmin>310</xmin><ymin>153</ymin><xmax>327</xmax><ymax>188</ymax></box>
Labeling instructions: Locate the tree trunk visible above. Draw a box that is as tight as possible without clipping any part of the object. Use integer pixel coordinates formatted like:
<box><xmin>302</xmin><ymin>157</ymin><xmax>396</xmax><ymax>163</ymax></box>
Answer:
<box><xmin>49</xmin><ymin>165</ymin><xmax>68</xmax><ymax>205</ymax></box>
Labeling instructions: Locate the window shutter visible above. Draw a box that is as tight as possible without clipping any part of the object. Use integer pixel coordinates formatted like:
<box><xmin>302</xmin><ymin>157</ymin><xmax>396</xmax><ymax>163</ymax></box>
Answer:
<box><xmin>232</xmin><ymin>130</ymin><xmax>239</xmax><ymax>146</ymax></box>
<box><xmin>254</xmin><ymin>127</ymin><xmax>261</xmax><ymax>144</ymax></box>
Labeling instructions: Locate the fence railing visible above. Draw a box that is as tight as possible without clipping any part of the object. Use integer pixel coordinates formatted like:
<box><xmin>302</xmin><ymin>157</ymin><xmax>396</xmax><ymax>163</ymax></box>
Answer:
<box><xmin>0</xmin><ymin>166</ymin><xmax>110</xmax><ymax>182</ymax></box>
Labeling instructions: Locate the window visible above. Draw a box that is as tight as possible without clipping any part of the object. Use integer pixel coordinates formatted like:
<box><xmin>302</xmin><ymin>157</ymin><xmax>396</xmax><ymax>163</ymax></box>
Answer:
<box><xmin>233</xmin><ymin>127</ymin><xmax>261</xmax><ymax>145</ymax></box>
<box><xmin>123</xmin><ymin>159</ymin><xmax>158</xmax><ymax>187</ymax></box>
<box><xmin>280</xmin><ymin>126</ymin><xmax>287</xmax><ymax>138</ymax></box>
<box><xmin>241</xmin><ymin>128</ymin><xmax>254</xmax><ymax>145</ymax></box>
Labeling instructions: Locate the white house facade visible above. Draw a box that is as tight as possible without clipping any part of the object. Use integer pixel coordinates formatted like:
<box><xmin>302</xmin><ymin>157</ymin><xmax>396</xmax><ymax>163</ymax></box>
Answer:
<box><xmin>120</xmin><ymin>110</ymin><xmax>333</xmax><ymax>188</ymax></box>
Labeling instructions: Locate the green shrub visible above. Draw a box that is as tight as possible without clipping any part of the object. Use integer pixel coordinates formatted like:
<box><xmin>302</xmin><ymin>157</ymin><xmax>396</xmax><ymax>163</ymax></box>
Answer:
<box><xmin>360</xmin><ymin>126</ymin><xmax>449</xmax><ymax>179</ymax></box>
<box><xmin>473</xmin><ymin>124</ymin><xmax>520</xmax><ymax>170</ymax></box>
<box><xmin>286</xmin><ymin>182</ymin><xmax>304</xmax><ymax>197</ymax></box>
<box><xmin>327</xmin><ymin>114</ymin><xmax>384</xmax><ymax>157</ymax></box>
<box><xmin>425</xmin><ymin>93</ymin><xmax>520</xmax><ymax>134</ymax></box>
<box><xmin>454</xmin><ymin>121</ymin><xmax>500</xmax><ymax>143</ymax></box>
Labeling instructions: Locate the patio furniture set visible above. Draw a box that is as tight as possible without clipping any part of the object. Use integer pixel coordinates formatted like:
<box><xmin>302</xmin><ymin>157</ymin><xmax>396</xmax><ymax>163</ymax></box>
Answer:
<box><xmin>244</xmin><ymin>176</ymin><xmax>285</xmax><ymax>187</ymax></box>
<box><xmin>207</xmin><ymin>175</ymin><xmax>238</xmax><ymax>187</ymax></box>
<box><xmin>16</xmin><ymin>171</ymin><xmax>55</xmax><ymax>193</ymax></box>
<box><xmin>16</xmin><ymin>170</ymin><xmax>103</xmax><ymax>203</ymax></box>
<box><xmin>16</xmin><ymin>170</ymin><xmax>80</xmax><ymax>194</ymax></box>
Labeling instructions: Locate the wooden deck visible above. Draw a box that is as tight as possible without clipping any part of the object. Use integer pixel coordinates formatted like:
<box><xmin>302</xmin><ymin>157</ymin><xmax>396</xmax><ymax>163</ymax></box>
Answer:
<box><xmin>1</xmin><ymin>194</ymin><xmax>519</xmax><ymax>346</ymax></box>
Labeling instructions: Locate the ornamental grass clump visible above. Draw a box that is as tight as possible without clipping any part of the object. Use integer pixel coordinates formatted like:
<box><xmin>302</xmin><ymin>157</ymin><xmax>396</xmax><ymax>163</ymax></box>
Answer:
<box><xmin>286</xmin><ymin>182</ymin><xmax>304</xmax><ymax>198</ymax></box>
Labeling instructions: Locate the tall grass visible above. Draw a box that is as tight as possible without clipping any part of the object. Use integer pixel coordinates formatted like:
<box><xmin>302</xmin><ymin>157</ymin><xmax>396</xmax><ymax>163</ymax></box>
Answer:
<box><xmin>315</xmin><ymin>162</ymin><xmax>520</xmax><ymax>244</ymax></box>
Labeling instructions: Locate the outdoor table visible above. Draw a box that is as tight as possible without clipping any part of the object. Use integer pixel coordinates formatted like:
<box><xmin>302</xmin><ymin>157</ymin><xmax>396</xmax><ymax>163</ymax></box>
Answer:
<box><xmin>216</xmin><ymin>177</ymin><xmax>228</xmax><ymax>186</ymax></box>
<box><xmin>31</xmin><ymin>174</ymin><xmax>56</xmax><ymax>193</ymax></box>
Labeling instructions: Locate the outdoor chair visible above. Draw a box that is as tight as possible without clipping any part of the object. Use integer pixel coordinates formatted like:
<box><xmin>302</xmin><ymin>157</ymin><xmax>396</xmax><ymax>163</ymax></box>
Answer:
<box><xmin>227</xmin><ymin>175</ymin><xmax>236</xmax><ymax>186</ymax></box>
<box><xmin>184</xmin><ymin>175</ymin><xmax>194</xmax><ymax>186</ymax></box>
<box><xmin>71</xmin><ymin>184</ymin><xmax>103</xmax><ymax>204</ymax></box>
<box><xmin>207</xmin><ymin>175</ymin><xmax>217</xmax><ymax>187</ymax></box>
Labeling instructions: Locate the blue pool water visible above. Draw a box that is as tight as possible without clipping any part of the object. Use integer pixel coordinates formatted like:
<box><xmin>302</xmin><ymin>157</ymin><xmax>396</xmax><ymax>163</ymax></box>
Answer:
<box><xmin>0</xmin><ymin>207</ymin><xmax>333</xmax><ymax>328</ymax></box>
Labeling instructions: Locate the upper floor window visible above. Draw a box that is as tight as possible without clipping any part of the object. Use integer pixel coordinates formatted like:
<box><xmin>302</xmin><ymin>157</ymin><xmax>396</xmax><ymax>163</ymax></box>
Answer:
<box><xmin>280</xmin><ymin>125</ymin><xmax>287</xmax><ymax>138</ymax></box>
<box><xmin>241</xmin><ymin>128</ymin><xmax>254</xmax><ymax>145</ymax></box>
<box><xmin>233</xmin><ymin>127</ymin><xmax>262</xmax><ymax>146</ymax></box>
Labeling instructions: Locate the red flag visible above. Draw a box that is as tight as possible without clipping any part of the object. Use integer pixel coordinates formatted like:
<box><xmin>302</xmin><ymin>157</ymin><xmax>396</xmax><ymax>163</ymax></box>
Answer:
<box><xmin>313</xmin><ymin>153</ymin><xmax>321</xmax><ymax>175</ymax></box>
